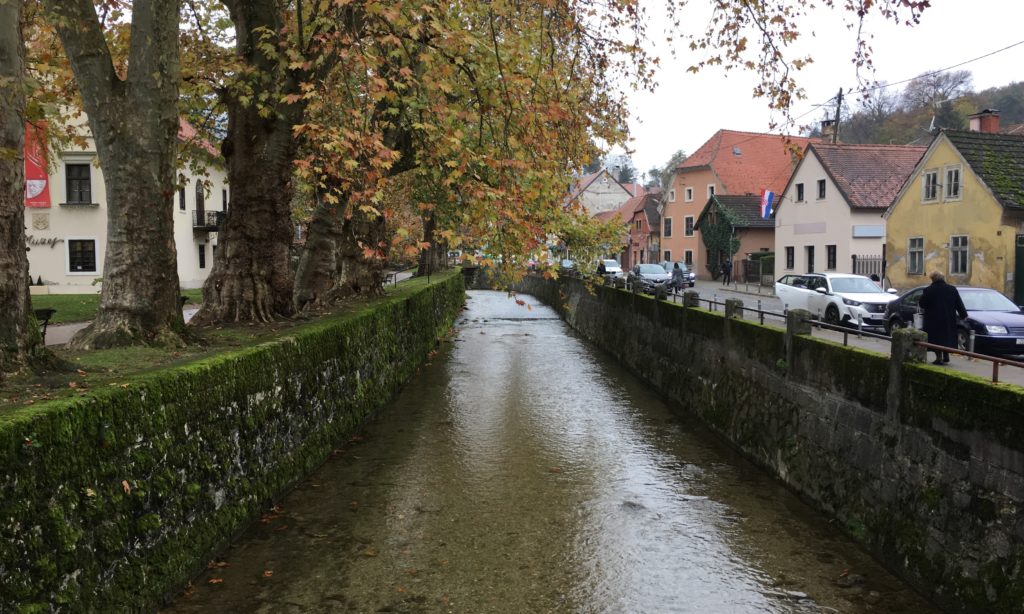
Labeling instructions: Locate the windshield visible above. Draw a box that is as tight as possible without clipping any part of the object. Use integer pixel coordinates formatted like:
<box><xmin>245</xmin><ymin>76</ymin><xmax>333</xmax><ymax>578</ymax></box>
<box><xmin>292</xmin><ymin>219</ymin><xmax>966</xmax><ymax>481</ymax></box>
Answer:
<box><xmin>960</xmin><ymin>289</ymin><xmax>1019</xmax><ymax>311</ymax></box>
<box><xmin>830</xmin><ymin>277</ymin><xmax>883</xmax><ymax>294</ymax></box>
<box><xmin>638</xmin><ymin>264</ymin><xmax>666</xmax><ymax>274</ymax></box>
<box><xmin>603</xmin><ymin>260</ymin><xmax>620</xmax><ymax>268</ymax></box>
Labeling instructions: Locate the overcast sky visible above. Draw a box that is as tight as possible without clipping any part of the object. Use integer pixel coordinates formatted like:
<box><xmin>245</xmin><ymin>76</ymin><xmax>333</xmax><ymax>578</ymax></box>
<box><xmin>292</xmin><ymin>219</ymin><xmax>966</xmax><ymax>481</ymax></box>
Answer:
<box><xmin>621</xmin><ymin>0</ymin><xmax>1024</xmax><ymax>180</ymax></box>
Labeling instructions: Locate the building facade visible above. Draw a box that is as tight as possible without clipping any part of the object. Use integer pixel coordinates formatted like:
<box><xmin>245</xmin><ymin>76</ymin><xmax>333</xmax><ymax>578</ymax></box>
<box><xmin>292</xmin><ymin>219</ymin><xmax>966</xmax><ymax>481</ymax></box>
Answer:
<box><xmin>25</xmin><ymin>120</ymin><xmax>227</xmax><ymax>293</ymax></box>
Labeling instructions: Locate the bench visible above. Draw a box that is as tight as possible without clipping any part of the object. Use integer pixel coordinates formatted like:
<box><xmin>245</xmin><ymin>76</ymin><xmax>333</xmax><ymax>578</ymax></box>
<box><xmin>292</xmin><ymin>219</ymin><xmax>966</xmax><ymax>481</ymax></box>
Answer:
<box><xmin>34</xmin><ymin>308</ymin><xmax>56</xmax><ymax>344</ymax></box>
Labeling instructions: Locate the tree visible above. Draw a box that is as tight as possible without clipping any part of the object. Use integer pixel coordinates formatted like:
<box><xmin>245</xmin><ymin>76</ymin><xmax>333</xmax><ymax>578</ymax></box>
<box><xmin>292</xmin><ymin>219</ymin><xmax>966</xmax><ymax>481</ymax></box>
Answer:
<box><xmin>901</xmin><ymin>69</ymin><xmax>973</xmax><ymax>110</ymax></box>
<box><xmin>0</xmin><ymin>0</ymin><xmax>43</xmax><ymax>376</ymax></box>
<box><xmin>616</xmin><ymin>162</ymin><xmax>636</xmax><ymax>185</ymax></box>
<box><xmin>656</xmin><ymin>149</ymin><xmax>687</xmax><ymax>189</ymax></box>
<box><xmin>698</xmin><ymin>204</ymin><xmax>740</xmax><ymax>280</ymax></box>
<box><xmin>42</xmin><ymin>0</ymin><xmax>184</xmax><ymax>348</ymax></box>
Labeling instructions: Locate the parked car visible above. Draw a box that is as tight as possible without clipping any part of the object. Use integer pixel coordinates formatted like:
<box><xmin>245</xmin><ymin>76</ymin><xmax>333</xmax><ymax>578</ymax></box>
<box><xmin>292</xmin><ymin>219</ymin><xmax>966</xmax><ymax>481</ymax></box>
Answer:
<box><xmin>774</xmin><ymin>273</ymin><xmax>898</xmax><ymax>328</ymax></box>
<box><xmin>601</xmin><ymin>259</ymin><xmax>624</xmax><ymax>278</ymax></box>
<box><xmin>628</xmin><ymin>263</ymin><xmax>671</xmax><ymax>293</ymax></box>
<box><xmin>885</xmin><ymin>286</ymin><xmax>1024</xmax><ymax>355</ymax></box>
<box><xmin>657</xmin><ymin>261</ymin><xmax>697</xmax><ymax>288</ymax></box>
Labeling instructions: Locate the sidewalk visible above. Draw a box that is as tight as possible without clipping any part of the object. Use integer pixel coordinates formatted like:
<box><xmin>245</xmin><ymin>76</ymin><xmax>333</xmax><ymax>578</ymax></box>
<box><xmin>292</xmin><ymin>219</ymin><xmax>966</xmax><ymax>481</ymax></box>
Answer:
<box><xmin>44</xmin><ymin>306</ymin><xmax>200</xmax><ymax>347</ymax></box>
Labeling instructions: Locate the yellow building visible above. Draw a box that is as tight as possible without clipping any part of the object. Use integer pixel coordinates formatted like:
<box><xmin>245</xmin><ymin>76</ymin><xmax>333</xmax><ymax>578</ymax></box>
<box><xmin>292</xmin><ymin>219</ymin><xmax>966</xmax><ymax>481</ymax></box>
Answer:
<box><xmin>885</xmin><ymin>113</ymin><xmax>1024</xmax><ymax>303</ymax></box>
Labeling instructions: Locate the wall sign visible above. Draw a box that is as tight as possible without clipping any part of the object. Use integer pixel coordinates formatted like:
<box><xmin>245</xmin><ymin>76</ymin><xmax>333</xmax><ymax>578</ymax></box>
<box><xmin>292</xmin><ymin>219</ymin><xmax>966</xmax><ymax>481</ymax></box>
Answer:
<box><xmin>25</xmin><ymin>235</ymin><xmax>64</xmax><ymax>249</ymax></box>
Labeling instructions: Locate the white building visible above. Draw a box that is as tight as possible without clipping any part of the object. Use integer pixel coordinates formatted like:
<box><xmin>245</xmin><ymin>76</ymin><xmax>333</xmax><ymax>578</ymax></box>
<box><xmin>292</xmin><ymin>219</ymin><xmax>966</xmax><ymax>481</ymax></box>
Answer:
<box><xmin>774</xmin><ymin>143</ymin><xmax>924</xmax><ymax>278</ymax></box>
<box><xmin>566</xmin><ymin>169</ymin><xmax>636</xmax><ymax>216</ymax></box>
<box><xmin>25</xmin><ymin>119</ymin><xmax>228</xmax><ymax>293</ymax></box>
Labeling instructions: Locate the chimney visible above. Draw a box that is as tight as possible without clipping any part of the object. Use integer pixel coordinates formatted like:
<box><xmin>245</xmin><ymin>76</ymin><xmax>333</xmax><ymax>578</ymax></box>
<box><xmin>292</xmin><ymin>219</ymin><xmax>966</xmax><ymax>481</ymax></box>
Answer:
<box><xmin>969</xmin><ymin>109</ymin><xmax>1000</xmax><ymax>134</ymax></box>
<box><xmin>820</xmin><ymin>119</ymin><xmax>837</xmax><ymax>143</ymax></box>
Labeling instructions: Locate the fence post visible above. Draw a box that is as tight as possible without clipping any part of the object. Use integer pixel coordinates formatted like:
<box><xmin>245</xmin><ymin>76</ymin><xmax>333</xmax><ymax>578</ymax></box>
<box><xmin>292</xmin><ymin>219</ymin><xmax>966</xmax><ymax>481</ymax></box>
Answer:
<box><xmin>682</xmin><ymin>290</ymin><xmax>700</xmax><ymax>308</ymax></box>
<box><xmin>725</xmin><ymin>298</ymin><xmax>744</xmax><ymax>320</ymax></box>
<box><xmin>784</xmin><ymin>309</ymin><xmax>813</xmax><ymax>376</ymax></box>
<box><xmin>886</xmin><ymin>327</ymin><xmax>927</xmax><ymax>419</ymax></box>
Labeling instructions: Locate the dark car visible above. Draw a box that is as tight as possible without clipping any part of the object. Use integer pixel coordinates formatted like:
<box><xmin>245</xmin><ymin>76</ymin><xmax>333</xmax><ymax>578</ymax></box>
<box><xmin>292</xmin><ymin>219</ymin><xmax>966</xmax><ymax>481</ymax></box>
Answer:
<box><xmin>628</xmin><ymin>263</ymin><xmax>671</xmax><ymax>293</ymax></box>
<box><xmin>885</xmin><ymin>286</ymin><xmax>1024</xmax><ymax>355</ymax></box>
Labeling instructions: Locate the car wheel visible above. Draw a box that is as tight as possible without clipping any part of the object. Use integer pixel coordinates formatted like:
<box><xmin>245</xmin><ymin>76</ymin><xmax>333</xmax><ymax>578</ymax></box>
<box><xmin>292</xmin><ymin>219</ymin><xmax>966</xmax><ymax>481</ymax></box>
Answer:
<box><xmin>957</xmin><ymin>329</ymin><xmax>970</xmax><ymax>352</ymax></box>
<box><xmin>824</xmin><ymin>304</ymin><xmax>841</xmax><ymax>325</ymax></box>
<box><xmin>885</xmin><ymin>316</ymin><xmax>904</xmax><ymax>335</ymax></box>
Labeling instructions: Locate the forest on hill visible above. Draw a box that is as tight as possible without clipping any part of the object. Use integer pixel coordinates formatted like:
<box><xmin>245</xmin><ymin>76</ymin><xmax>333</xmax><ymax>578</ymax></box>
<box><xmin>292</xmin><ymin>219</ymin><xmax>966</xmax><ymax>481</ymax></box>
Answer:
<box><xmin>829</xmin><ymin>71</ymin><xmax>1024</xmax><ymax>145</ymax></box>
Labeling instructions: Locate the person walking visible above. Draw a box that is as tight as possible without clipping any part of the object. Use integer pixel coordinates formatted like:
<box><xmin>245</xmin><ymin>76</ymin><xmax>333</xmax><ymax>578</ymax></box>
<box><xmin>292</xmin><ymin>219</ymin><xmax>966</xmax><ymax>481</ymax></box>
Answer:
<box><xmin>918</xmin><ymin>271</ymin><xmax>968</xmax><ymax>365</ymax></box>
<box><xmin>721</xmin><ymin>259</ymin><xmax>733</xmax><ymax>286</ymax></box>
<box><xmin>670</xmin><ymin>262</ymin><xmax>686</xmax><ymax>295</ymax></box>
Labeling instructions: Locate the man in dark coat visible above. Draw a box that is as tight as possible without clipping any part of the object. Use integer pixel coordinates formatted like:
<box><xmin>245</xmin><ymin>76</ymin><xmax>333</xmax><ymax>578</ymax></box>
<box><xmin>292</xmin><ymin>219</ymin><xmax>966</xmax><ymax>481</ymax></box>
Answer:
<box><xmin>918</xmin><ymin>271</ymin><xmax>968</xmax><ymax>365</ymax></box>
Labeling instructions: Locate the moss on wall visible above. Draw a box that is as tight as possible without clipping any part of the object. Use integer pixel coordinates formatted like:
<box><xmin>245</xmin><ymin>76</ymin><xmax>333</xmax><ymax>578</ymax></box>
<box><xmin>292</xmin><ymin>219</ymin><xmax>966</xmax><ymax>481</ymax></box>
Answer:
<box><xmin>0</xmin><ymin>271</ymin><xmax>465</xmax><ymax>612</ymax></box>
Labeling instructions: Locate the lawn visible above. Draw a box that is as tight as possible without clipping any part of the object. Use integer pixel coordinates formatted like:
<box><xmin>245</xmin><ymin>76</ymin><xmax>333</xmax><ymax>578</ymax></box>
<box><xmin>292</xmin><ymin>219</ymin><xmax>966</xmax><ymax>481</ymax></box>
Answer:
<box><xmin>31</xmin><ymin>289</ymin><xmax>205</xmax><ymax>325</ymax></box>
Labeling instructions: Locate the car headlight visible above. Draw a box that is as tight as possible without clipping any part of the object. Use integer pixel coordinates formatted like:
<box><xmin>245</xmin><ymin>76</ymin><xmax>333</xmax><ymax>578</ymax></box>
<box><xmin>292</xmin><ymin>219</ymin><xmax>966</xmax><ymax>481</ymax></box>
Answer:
<box><xmin>842</xmin><ymin>298</ymin><xmax>862</xmax><ymax>307</ymax></box>
<box><xmin>985</xmin><ymin>325</ymin><xmax>1008</xmax><ymax>335</ymax></box>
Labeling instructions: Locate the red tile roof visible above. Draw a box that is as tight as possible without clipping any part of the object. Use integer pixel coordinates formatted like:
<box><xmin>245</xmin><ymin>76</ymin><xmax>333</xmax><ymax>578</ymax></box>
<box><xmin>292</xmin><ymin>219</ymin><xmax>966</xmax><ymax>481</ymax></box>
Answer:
<box><xmin>178</xmin><ymin>117</ymin><xmax>219</xmax><ymax>157</ymax></box>
<box><xmin>677</xmin><ymin>129</ymin><xmax>811</xmax><ymax>196</ymax></box>
<box><xmin>808</xmin><ymin>143</ymin><xmax>926</xmax><ymax>210</ymax></box>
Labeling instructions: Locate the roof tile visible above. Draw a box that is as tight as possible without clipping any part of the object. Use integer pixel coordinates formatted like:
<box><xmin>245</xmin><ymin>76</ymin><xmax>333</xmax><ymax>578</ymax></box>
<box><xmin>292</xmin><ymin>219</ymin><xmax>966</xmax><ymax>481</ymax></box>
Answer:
<box><xmin>811</xmin><ymin>143</ymin><xmax>926</xmax><ymax>209</ymax></box>
<box><xmin>678</xmin><ymin>129</ymin><xmax>811</xmax><ymax>195</ymax></box>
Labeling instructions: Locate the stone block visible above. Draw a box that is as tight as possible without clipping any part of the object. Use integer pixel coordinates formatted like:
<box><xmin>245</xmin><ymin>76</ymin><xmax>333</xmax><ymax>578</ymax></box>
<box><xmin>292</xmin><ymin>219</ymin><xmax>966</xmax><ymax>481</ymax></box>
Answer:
<box><xmin>724</xmin><ymin>298</ymin><xmax>744</xmax><ymax>319</ymax></box>
<box><xmin>682</xmin><ymin>290</ymin><xmax>700</xmax><ymax>307</ymax></box>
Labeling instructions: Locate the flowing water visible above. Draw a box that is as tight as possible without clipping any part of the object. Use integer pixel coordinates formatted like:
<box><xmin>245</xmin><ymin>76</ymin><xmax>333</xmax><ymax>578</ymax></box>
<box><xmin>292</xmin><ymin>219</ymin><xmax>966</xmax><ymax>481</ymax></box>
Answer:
<box><xmin>166</xmin><ymin>290</ymin><xmax>937</xmax><ymax>614</ymax></box>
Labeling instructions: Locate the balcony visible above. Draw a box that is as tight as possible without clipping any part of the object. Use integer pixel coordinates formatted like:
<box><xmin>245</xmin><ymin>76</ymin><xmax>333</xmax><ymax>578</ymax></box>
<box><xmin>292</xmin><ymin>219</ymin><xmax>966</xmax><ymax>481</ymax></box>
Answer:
<box><xmin>192</xmin><ymin>210</ymin><xmax>226</xmax><ymax>232</ymax></box>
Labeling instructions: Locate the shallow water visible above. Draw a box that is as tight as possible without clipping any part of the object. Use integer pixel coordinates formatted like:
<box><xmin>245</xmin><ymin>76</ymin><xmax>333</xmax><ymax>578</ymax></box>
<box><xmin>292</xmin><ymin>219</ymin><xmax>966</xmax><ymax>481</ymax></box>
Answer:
<box><xmin>165</xmin><ymin>290</ymin><xmax>936</xmax><ymax>613</ymax></box>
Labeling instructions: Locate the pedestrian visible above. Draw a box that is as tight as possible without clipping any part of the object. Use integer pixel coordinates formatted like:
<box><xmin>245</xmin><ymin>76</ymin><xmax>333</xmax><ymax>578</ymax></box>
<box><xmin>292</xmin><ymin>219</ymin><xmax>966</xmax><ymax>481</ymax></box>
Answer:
<box><xmin>721</xmin><ymin>259</ymin><xmax>732</xmax><ymax>285</ymax></box>
<box><xmin>918</xmin><ymin>271</ymin><xmax>968</xmax><ymax>365</ymax></box>
<box><xmin>597</xmin><ymin>260</ymin><xmax>606</xmax><ymax>276</ymax></box>
<box><xmin>670</xmin><ymin>262</ymin><xmax>686</xmax><ymax>294</ymax></box>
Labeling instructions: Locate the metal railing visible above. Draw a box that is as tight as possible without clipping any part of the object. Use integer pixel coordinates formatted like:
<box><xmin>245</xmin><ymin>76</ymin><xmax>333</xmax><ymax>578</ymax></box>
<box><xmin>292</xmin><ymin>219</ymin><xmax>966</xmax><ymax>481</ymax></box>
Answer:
<box><xmin>914</xmin><ymin>340</ymin><xmax>1024</xmax><ymax>384</ymax></box>
<box><xmin>192</xmin><ymin>210</ymin><xmax>226</xmax><ymax>230</ymax></box>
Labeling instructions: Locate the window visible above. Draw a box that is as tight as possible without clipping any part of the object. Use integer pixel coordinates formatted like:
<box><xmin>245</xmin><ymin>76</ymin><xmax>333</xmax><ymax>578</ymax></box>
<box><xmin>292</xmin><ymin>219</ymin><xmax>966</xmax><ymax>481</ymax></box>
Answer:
<box><xmin>635</xmin><ymin>219</ymin><xmax>642</xmax><ymax>231</ymax></box>
<box><xmin>806</xmin><ymin>246</ymin><xmax>815</xmax><ymax>273</ymax></box>
<box><xmin>66</xmin><ymin>164</ymin><xmax>91</xmax><ymax>203</ymax></box>
<box><xmin>684</xmin><ymin>216</ymin><xmax>694</xmax><ymax>237</ymax></box>
<box><xmin>222</xmin><ymin>189</ymin><xmax>228</xmax><ymax>210</ymax></box>
<box><xmin>816</xmin><ymin>179</ymin><xmax>826</xmax><ymax>199</ymax></box>
<box><xmin>684</xmin><ymin>250</ymin><xmax>693</xmax><ymax>265</ymax></box>
<box><xmin>907</xmin><ymin>237</ymin><xmax>924</xmax><ymax>275</ymax></box>
<box><xmin>922</xmin><ymin>169</ymin><xmax>939</xmax><ymax>201</ymax></box>
<box><xmin>950</xmin><ymin>235</ymin><xmax>969</xmax><ymax>275</ymax></box>
<box><xmin>796</xmin><ymin>183</ymin><xmax>804</xmax><ymax>202</ymax></box>
<box><xmin>945</xmin><ymin>165</ymin><xmax>962</xmax><ymax>200</ymax></box>
<box><xmin>179</xmin><ymin>185</ymin><xmax>186</xmax><ymax>211</ymax></box>
<box><xmin>826</xmin><ymin>245</ymin><xmax>837</xmax><ymax>270</ymax></box>
<box><xmin>212</xmin><ymin>244</ymin><xmax>218</xmax><ymax>259</ymax></box>
<box><xmin>669</xmin><ymin>189</ymin><xmax>676</xmax><ymax>202</ymax></box>
<box><xmin>198</xmin><ymin>244</ymin><xmax>207</xmax><ymax>269</ymax></box>
<box><xmin>707</xmin><ymin>184</ymin><xmax>715</xmax><ymax>198</ymax></box>
<box><xmin>67</xmin><ymin>239</ymin><xmax>97</xmax><ymax>273</ymax></box>
<box><xmin>706</xmin><ymin>249</ymin><xmax>712</xmax><ymax>268</ymax></box>
<box><xmin>664</xmin><ymin>250</ymin><xmax>671</xmax><ymax>261</ymax></box>
<box><xmin>664</xmin><ymin>218</ymin><xmax>672</xmax><ymax>237</ymax></box>
<box><xmin>684</xmin><ymin>187</ymin><xmax>694</xmax><ymax>202</ymax></box>
<box><xmin>785</xmin><ymin>246</ymin><xmax>795</xmax><ymax>270</ymax></box>
<box><xmin>195</xmin><ymin>182</ymin><xmax>205</xmax><ymax>212</ymax></box>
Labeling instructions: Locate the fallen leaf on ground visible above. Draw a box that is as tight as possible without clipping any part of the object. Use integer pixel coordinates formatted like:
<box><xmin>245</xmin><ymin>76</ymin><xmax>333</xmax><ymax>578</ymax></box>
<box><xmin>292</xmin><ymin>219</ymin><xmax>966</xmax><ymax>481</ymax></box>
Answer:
<box><xmin>208</xmin><ymin>578</ymin><xmax>224</xmax><ymax>585</ymax></box>
<box><xmin>263</xmin><ymin>570</ymin><xmax>274</xmax><ymax>578</ymax></box>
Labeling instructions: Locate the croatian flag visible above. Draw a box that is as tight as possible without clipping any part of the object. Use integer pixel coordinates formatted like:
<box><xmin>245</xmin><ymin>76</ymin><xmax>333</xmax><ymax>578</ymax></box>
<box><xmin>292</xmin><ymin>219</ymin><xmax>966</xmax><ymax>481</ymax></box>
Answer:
<box><xmin>760</xmin><ymin>189</ymin><xmax>775</xmax><ymax>219</ymax></box>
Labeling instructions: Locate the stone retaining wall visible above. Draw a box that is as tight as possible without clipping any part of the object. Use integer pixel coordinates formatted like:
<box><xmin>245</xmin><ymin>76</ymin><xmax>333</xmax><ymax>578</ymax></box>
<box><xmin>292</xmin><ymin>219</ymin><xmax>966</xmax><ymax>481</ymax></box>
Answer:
<box><xmin>520</xmin><ymin>275</ymin><xmax>1024</xmax><ymax>614</ymax></box>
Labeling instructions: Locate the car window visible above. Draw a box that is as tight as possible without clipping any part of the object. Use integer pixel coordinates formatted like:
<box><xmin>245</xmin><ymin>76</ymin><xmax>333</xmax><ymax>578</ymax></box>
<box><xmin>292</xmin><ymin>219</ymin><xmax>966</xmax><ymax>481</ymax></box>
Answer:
<box><xmin>638</xmin><ymin>264</ymin><xmax>665</xmax><ymax>274</ymax></box>
<box><xmin>830</xmin><ymin>277</ymin><xmax>883</xmax><ymax>293</ymax></box>
<box><xmin>903</xmin><ymin>289</ymin><xmax>922</xmax><ymax>307</ymax></box>
<box><xmin>805</xmin><ymin>277</ymin><xmax>824</xmax><ymax>291</ymax></box>
<box><xmin>960</xmin><ymin>289</ymin><xmax>1018</xmax><ymax>311</ymax></box>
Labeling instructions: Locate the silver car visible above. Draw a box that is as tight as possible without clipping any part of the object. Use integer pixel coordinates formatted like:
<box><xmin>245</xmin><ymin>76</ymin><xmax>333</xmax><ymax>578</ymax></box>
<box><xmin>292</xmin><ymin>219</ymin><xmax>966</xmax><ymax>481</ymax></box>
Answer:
<box><xmin>629</xmin><ymin>263</ymin><xmax>671</xmax><ymax>293</ymax></box>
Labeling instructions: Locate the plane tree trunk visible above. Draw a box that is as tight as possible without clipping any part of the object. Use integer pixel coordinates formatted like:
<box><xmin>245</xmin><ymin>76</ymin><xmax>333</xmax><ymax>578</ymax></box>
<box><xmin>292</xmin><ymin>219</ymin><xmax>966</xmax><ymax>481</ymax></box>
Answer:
<box><xmin>44</xmin><ymin>0</ymin><xmax>184</xmax><ymax>349</ymax></box>
<box><xmin>417</xmin><ymin>211</ymin><xmax>448</xmax><ymax>276</ymax></box>
<box><xmin>0</xmin><ymin>0</ymin><xmax>43</xmax><ymax>375</ymax></box>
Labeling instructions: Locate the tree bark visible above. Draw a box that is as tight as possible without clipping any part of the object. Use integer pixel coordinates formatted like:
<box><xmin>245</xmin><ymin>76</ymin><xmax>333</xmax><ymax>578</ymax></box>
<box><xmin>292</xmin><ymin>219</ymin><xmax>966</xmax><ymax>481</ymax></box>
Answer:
<box><xmin>44</xmin><ymin>0</ymin><xmax>184</xmax><ymax>349</ymax></box>
<box><xmin>190</xmin><ymin>0</ymin><xmax>300</xmax><ymax>325</ymax></box>
<box><xmin>0</xmin><ymin>0</ymin><xmax>42</xmax><ymax>375</ymax></box>
<box><xmin>293</xmin><ymin>194</ymin><xmax>388</xmax><ymax>310</ymax></box>
<box><xmin>417</xmin><ymin>211</ymin><xmax>449</xmax><ymax>276</ymax></box>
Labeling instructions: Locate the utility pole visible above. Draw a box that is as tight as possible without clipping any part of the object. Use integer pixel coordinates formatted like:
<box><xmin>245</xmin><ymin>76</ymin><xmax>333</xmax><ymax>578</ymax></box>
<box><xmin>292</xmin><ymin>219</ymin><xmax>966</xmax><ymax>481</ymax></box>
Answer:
<box><xmin>832</xmin><ymin>88</ymin><xmax>843</xmax><ymax>144</ymax></box>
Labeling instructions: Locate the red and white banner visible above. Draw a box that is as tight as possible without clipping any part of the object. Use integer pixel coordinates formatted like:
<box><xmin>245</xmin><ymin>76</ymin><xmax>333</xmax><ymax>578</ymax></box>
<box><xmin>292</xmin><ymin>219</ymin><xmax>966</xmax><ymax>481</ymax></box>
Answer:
<box><xmin>24</xmin><ymin>122</ymin><xmax>51</xmax><ymax>208</ymax></box>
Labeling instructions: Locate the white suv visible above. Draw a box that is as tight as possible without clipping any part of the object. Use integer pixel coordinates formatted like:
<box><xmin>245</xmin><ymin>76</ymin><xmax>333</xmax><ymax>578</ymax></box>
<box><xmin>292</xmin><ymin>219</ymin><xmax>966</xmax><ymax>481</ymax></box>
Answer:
<box><xmin>775</xmin><ymin>273</ymin><xmax>897</xmax><ymax>328</ymax></box>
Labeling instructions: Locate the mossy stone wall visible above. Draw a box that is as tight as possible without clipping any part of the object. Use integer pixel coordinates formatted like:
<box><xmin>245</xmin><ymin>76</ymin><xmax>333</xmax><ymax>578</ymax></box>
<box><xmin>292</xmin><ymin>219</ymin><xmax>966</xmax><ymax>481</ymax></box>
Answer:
<box><xmin>520</xmin><ymin>275</ymin><xmax>1024</xmax><ymax>614</ymax></box>
<box><xmin>0</xmin><ymin>271</ymin><xmax>464</xmax><ymax>613</ymax></box>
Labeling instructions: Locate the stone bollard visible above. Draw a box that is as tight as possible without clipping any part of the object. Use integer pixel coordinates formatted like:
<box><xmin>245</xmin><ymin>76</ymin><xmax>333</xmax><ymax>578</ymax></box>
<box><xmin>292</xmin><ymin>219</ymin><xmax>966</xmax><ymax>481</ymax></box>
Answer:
<box><xmin>783</xmin><ymin>308</ymin><xmax>812</xmax><ymax>375</ymax></box>
<box><xmin>724</xmin><ymin>298</ymin><xmax>744</xmax><ymax>319</ymax></box>
<box><xmin>682</xmin><ymin>290</ymin><xmax>700</xmax><ymax>308</ymax></box>
<box><xmin>654</xmin><ymin>283</ymin><xmax>668</xmax><ymax>301</ymax></box>
<box><xmin>886</xmin><ymin>327</ymin><xmax>928</xmax><ymax>419</ymax></box>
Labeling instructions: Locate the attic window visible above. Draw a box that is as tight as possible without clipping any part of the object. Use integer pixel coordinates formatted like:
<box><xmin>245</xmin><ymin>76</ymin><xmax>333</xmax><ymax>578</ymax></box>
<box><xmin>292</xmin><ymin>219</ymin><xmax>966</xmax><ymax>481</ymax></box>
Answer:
<box><xmin>732</xmin><ymin>147</ymin><xmax>741</xmax><ymax>156</ymax></box>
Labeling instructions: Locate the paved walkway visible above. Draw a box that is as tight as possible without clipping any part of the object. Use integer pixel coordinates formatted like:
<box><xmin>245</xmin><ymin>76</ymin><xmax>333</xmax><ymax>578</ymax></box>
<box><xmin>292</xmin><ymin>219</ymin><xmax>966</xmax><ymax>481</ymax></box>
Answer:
<box><xmin>672</xmin><ymin>280</ymin><xmax>1024</xmax><ymax>388</ymax></box>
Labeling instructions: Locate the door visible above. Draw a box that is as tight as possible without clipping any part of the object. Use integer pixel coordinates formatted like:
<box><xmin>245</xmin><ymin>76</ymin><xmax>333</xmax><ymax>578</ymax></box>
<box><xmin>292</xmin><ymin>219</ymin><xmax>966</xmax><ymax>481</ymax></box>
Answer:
<box><xmin>1015</xmin><ymin>235</ymin><xmax>1024</xmax><ymax>305</ymax></box>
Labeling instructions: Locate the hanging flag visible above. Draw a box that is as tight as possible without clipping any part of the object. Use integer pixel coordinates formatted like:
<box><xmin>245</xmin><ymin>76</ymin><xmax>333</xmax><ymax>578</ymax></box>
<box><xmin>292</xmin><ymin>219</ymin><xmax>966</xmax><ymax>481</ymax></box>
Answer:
<box><xmin>25</xmin><ymin>122</ymin><xmax>51</xmax><ymax>208</ymax></box>
<box><xmin>760</xmin><ymin>189</ymin><xmax>775</xmax><ymax>219</ymax></box>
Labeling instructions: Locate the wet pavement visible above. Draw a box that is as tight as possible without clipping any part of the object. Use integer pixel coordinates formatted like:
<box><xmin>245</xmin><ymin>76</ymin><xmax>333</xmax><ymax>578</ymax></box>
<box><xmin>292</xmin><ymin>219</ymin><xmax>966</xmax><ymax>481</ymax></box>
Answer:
<box><xmin>165</xmin><ymin>290</ymin><xmax>938</xmax><ymax>613</ymax></box>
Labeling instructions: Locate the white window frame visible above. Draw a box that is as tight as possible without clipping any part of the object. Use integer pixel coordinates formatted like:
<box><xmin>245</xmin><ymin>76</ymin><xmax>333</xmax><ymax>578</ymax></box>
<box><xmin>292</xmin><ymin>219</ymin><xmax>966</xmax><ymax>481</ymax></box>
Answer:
<box><xmin>707</xmin><ymin>184</ymin><xmax>716</xmax><ymax>199</ymax></box>
<box><xmin>907</xmin><ymin>237</ymin><xmax>924</xmax><ymax>275</ymax></box>
<box><xmin>664</xmin><ymin>250</ymin><xmax>672</xmax><ymax>262</ymax></box>
<box><xmin>668</xmin><ymin>189</ymin><xmax>676</xmax><ymax>203</ymax></box>
<box><xmin>944</xmin><ymin>164</ymin><xmax>962</xmax><ymax>201</ymax></box>
<box><xmin>950</xmin><ymin>235</ymin><xmax>969</xmax><ymax>275</ymax></box>
<box><xmin>663</xmin><ymin>217</ymin><xmax>672</xmax><ymax>237</ymax></box>
<box><xmin>684</xmin><ymin>187</ymin><xmax>694</xmax><ymax>202</ymax></box>
<box><xmin>796</xmin><ymin>183</ymin><xmax>804</xmax><ymax>202</ymax></box>
<box><xmin>684</xmin><ymin>250</ymin><xmax>693</xmax><ymax>265</ymax></box>
<box><xmin>684</xmin><ymin>216</ymin><xmax>694</xmax><ymax>237</ymax></box>
<box><xmin>922</xmin><ymin>169</ymin><xmax>939</xmax><ymax>202</ymax></box>
<box><xmin>785</xmin><ymin>246</ymin><xmax>794</xmax><ymax>270</ymax></box>
<box><xmin>816</xmin><ymin>179</ymin><xmax>826</xmax><ymax>200</ymax></box>
<box><xmin>65</xmin><ymin>236</ymin><xmax>99</xmax><ymax>275</ymax></box>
